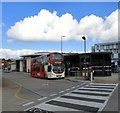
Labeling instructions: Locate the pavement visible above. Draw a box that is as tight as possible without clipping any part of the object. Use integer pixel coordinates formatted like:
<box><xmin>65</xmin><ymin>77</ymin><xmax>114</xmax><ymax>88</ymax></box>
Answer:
<box><xmin>65</xmin><ymin>73</ymin><xmax>119</xmax><ymax>83</ymax></box>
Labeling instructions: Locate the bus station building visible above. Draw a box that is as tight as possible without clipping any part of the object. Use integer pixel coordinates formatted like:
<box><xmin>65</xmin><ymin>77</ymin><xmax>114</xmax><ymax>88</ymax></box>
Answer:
<box><xmin>16</xmin><ymin>52</ymin><xmax>111</xmax><ymax>77</ymax></box>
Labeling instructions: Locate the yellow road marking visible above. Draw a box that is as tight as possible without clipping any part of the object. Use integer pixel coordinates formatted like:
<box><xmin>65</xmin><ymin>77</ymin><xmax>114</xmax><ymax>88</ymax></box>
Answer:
<box><xmin>3</xmin><ymin>78</ymin><xmax>28</xmax><ymax>101</ymax></box>
<box><xmin>15</xmin><ymin>85</ymin><xmax>28</xmax><ymax>101</ymax></box>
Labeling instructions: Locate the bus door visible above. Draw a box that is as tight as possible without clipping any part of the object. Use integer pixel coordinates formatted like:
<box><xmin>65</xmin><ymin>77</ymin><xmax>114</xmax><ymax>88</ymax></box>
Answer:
<box><xmin>40</xmin><ymin>65</ymin><xmax>46</xmax><ymax>78</ymax></box>
<box><xmin>47</xmin><ymin>65</ymin><xmax>52</xmax><ymax>78</ymax></box>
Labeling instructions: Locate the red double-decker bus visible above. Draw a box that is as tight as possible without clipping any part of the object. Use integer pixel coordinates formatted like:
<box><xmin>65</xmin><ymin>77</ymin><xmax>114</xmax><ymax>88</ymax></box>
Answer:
<box><xmin>31</xmin><ymin>52</ymin><xmax>65</xmax><ymax>78</ymax></box>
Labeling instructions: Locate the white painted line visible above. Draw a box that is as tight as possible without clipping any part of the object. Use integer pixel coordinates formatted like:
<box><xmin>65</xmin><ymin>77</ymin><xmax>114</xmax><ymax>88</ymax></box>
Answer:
<box><xmin>90</xmin><ymin>83</ymin><xmax>117</xmax><ymax>86</ymax></box>
<box><xmin>35</xmin><ymin>102</ymin><xmax>79</xmax><ymax>111</ymax></box>
<box><xmin>53</xmin><ymin>97</ymin><xmax>103</xmax><ymax>108</ymax></box>
<box><xmin>71</xmin><ymin>87</ymin><xmax>75</xmax><ymax>89</ymax></box>
<box><xmin>74</xmin><ymin>89</ymin><xmax>110</xmax><ymax>95</ymax></box>
<box><xmin>38</xmin><ymin>97</ymin><xmax>47</xmax><ymax>101</ymax></box>
<box><xmin>22</xmin><ymin>101</ymin><xmax>34</xmax><ymax>106</ymax></box>
<box><xmin>64</xmin><ymin>93</ymin><xmax>108</xmax><ymax>100</ymax></box>
<box><xmin>50</xmin><ymin>94</ymin><xmax>57</xmax><ymax>97</ymax></box>
<box><xmin>59</xmin><ymin>91</ymin><xmax>64</xmax><ymax>93</ymax></box>
<box><xmin>79</xmin><ymin>87</ymin><xmax>113</xmax><ymax>91</ymax></box>
<box><xmin>76</xmin><ymin>85</ymin><xmax>80</xmax><ymax>87</ymax></box>
<box><xmin>66</xmin><ymin>89</ymin><xmax>70</xmax><ymax>91</ymax></box>
<box><xmin>89</xmin><ymin>85</ymin><xmax>115</xmax><ymax>88</ymax></box>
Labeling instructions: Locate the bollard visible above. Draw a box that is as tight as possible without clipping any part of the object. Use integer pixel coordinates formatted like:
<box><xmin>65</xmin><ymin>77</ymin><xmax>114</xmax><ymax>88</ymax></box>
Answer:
<box><xmin>90</xmin><ymin>72</ymin><xmax>93</xmax><ymax>81</ymax></box>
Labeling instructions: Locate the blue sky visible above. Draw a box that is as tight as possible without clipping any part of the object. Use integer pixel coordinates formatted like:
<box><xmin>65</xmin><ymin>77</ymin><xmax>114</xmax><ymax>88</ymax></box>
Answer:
<box><xmin>2</xmin><ymin>2</ymin><xmax>118</xmax><ymax>54</ymax></box>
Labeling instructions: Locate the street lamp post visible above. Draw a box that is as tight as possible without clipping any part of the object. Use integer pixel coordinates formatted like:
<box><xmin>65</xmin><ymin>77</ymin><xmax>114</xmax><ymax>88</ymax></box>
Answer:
<box><xmin>82</xmin><ymin>36</ymin><xmax>86</xmax><ymax>80</ymax></box>
<box><xmin>61</xmin><ymin>36</ymin><xmax>66</xmax><ymax>53</ymax></box>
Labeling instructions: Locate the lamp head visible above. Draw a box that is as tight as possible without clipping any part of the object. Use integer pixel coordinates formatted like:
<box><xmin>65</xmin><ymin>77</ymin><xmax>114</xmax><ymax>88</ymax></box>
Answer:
<box><xmin>82</xmin><ymin>36</ymin><xmax>86</xmax><ymax>40</ymax></box>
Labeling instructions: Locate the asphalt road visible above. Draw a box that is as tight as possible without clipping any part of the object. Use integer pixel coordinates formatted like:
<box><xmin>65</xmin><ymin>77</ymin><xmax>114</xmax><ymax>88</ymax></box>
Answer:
<box><xmin>2</xmin><ymin>72</ymin><xmax>119</xmax><ymax>112</ymax></box>
<box><xmin>2</xmin><ymin>72</ymin><xmax>86</xmax><ymax>111</ymax></box>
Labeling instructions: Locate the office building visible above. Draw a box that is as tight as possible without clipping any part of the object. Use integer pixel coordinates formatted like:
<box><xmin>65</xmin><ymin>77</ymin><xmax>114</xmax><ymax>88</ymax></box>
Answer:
<box><xmin>92</xmin><ymin>41</ymin><xmax>120</xmax><ymax>72</ymax></box>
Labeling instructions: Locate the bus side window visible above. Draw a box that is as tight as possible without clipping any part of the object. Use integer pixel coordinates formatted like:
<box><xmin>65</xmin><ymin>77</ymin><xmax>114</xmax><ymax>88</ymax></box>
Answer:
<box><xmin>42</xmin><ymin>65</ymin><xmax>44</xmax><ymax>72</ymax></box>
<box><xmin>47</xmin><ymin>55</ymin><xmax>50</xmax><ymax>61</ymax></box>
<box><xmin>48</xmin><ymin>65</ymin><xmax>51</xmax><ymax>72</ymax></box>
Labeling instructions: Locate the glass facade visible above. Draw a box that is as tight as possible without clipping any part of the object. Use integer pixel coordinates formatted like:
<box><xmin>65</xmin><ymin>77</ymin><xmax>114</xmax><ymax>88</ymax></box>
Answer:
<box><xmin>93</xmin><ymin>42</ymin><xmax>120</xmax><ymax>60</ymax></box>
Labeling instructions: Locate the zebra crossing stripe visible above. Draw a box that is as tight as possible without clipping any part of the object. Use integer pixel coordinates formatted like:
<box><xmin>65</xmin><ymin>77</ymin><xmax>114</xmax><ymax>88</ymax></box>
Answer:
<box><xmin>46</xmin><ymin>100</ymin><xmax>99</xmax><ymax>112</ymax></box>
<box><xmin>73</xmin><ymin>89</ymin><xmax>110</xmax><ymax>95</ymax></box>
<box><xmin>60</xmin><ymin>95</ymin><xmax>105</xmax><ymax>103</ymax></box>
<box><xmin>80</xmin><ymin>86</ymin><xmax>113</xmax><ymax>90</ymax></box>
<box><xmin>90</xmin><ymin>83</ymin><xmax>116</xmax><ymax>86</ymax></box>
<box><xmin>25</xmin><ymin>83</ymin><xmax>118</xmax><ymax>113</ymax></box>
<box><xmin>35</xmin><ymin>102</ymin><xmax>79</xmax><ymax>111</ymax></box>
<box><xmin>90</xmin><ymin>84</ymin><xmax>116</xmax><ymax>87</ymax></box>
<box><xmin>63</xmin><ymin>93</ymin><xmax>108</xmax><ymax>100</ymax></box>
<box><xmin>71</xmin><ymin>91</ymin><xmax>109</xmax><ymax>96</ymax></box>
<box><xmin>78</xmin><ymin>88</ymin><xmax>112</xmax><ymax>92</ymax></box>
<box><xmin>52</xmin><ymin>96</ymin><xmax>103</xmax><ymax>108</ymax></box>
<box><xmin>84</xmin><ymin>86</ymin><xmax>115</xmax><ymax>89</ymax></box>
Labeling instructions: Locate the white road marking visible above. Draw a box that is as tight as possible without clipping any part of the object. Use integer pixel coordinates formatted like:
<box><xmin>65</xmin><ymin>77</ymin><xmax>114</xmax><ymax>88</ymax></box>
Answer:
<box><xmin>53</xmin><ymin>97</ymin><xmax>103</xmax><ymax>108</ymax></box>
<box><xmin>88</xmin><ymin>85</ymin><xmax>115</xmax><ymax>88</ymax></box>
<box><xmin>50</xmin><ymin>94</ymin><xmax>57</xmax><ymax>97</ymax></box>
<box><xmin>79</xmin><ymin>87</ymin><xmax>113</xmax><ymax>91</ymax></box>
<box><xmin>59</xmin><ymin>91</ymin><xmax>64</xmax><ymax>93</ymax></box>
<box><xmin>38</xmin><ymin>97</ymin><xmax>47</xmax><ymax>101</ymax></box>
<box><xmin>35</xmin><ymin>102</ymin><xmax>79</xmax><ymax>111</ymax></box>
<box><xmin>65</xmin><ymin>88</ymin><xmax>70</xmax><ymax>91</ymax></box>
<box><xmin>73</xmin><ymin>89</ymin><xmax>110</xmax><ymax>95</ymax></box>
<box><xmin>22</xmin><ymin>101</ymin><xmax>34</xmax><ymax>106</ymax></box>
<box><xmin>90</xmin><ymin>83</ymin><xmax>117</xmax><ymax>86</ymax></box>
<box><xmin>64</xmin><ymin>93</ymin><xmax>108</xmax><ymax>100</ymax></box>
<box><xmin>76</xmin><ymin>85</ymin><xmax>80</xmax><ymax>87</ymax></box>
<box><xmin>25</xmin><ymin>83</ymin><xmax>118</xmax><ymax>112</ymax></box>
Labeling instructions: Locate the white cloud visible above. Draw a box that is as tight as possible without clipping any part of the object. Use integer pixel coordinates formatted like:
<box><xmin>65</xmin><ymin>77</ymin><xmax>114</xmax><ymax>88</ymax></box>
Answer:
<box><xmin>6</xmin><ymin>39</ymin><xmax>14</xmax><ymax>44</ymax></box>
<box><xmin>7</xmin><ymin>9</ymin><xmax>118</xmax><ymax>42</ymax></box>
<box><xmin>0</xmin><ymin>48</ymin><xmax>38</xmax><ymax>59</ymax></box>
<box><xmin>0</xmin><ymin>48</ymin><xmax>85</xmax><ymax>59</ymax></box>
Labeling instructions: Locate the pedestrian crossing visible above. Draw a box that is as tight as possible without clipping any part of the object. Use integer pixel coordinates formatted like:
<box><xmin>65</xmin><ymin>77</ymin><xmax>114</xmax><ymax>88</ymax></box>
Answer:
<box><xmin>25</xmin><ymin>83</ymin><xmax>118</xmax><ymax>113</ymax></box>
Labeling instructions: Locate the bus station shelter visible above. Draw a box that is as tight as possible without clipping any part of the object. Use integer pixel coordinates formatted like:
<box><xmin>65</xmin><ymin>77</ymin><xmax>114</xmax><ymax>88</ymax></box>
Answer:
<box><xmin>64</xmin><ymin>52</ymin><xmax>111</xmax><ymax>77</ymax></box>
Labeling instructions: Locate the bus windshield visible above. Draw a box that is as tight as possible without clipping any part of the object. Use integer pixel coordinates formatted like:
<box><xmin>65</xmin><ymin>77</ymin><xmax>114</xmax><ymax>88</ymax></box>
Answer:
<box><xmin>53</xmin><ymin>65</ymin><xmax>64</xmax><ymax>73</ymax></box>
<box><xmin>52</xmin><ymin>53</ymin><xmax>63</xmax><ymax>60</ymax></box>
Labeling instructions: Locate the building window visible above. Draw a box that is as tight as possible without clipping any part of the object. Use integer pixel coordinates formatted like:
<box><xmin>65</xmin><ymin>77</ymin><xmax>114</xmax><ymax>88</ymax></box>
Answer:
<box><xmin>112</xmin><ymin>49</ymin><xmax>114</xmax><ymax>53</ymax></box>
<box><xmin>114</xmin><ymin>49</ymin><xmax>118</xmax><ymax>54</ymax></box>
<box><xmin>116</xmin><ymin>44</ymin><xmax>119</xmax><ymax>49</ymax></box>
<box><xmin>118</xmin><ymin>43</ymin><xmax>120</xmax><ymax>49</ymax></box>
<box><xmin>100</xmin><ymin>45</ymin><xmax>104</xmax><ymax>50</ymax></box>
<box><xmin>114</xmin><ymin>44</ymin><xmax>116</xmax><ymax>49</ymax></box>
<box><xmin>110</xmin><ymin>44</ymin><xmax>114</xmax><ymax>49</ymax></box>
<box><xmin>111</xmin><ymin>54</ymin><xmax>114</xmax><ymax>59</ymax></box>
<box><xmin>119</xmin><ymin>53</ymin><xmax>120</xmax><ymax>59</ymax></box>
<box><xmin>96</xmin><ymin>45</ymin><xmax>99</xmax><ymax>50</ymax></box>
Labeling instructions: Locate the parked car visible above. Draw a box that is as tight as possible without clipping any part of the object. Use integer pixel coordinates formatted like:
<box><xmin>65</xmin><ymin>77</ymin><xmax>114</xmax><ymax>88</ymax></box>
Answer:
<box><xmin>4</xmin><ymin>68</ymin><xmax>11</xmax><ymax>73</ymax></box>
